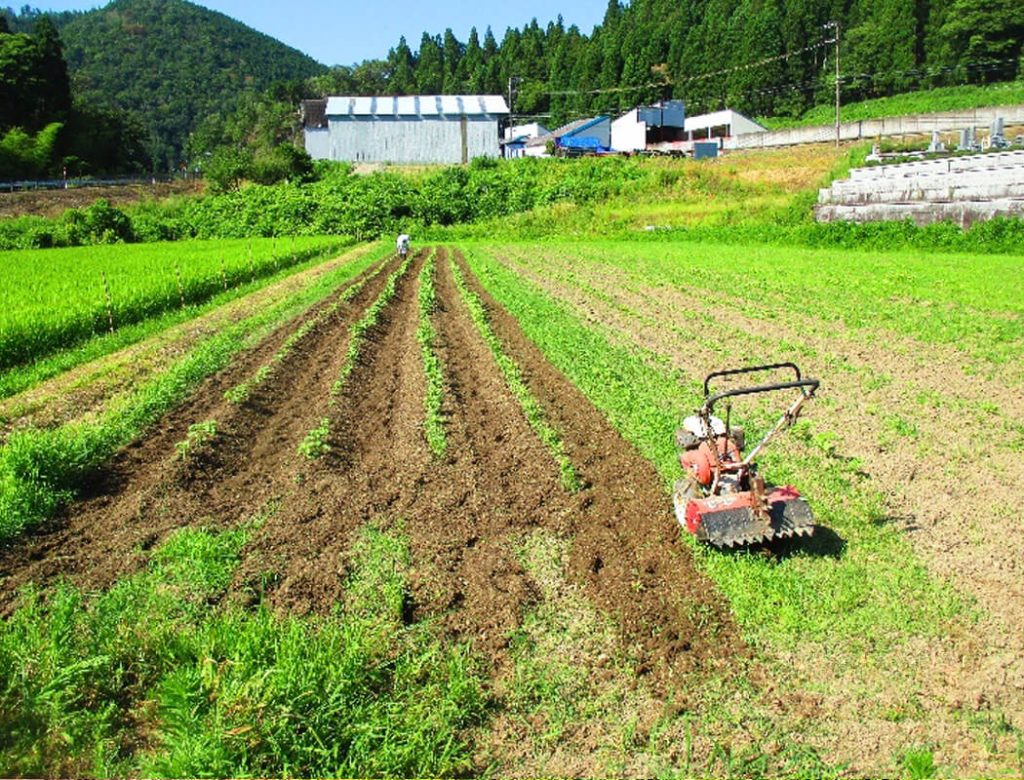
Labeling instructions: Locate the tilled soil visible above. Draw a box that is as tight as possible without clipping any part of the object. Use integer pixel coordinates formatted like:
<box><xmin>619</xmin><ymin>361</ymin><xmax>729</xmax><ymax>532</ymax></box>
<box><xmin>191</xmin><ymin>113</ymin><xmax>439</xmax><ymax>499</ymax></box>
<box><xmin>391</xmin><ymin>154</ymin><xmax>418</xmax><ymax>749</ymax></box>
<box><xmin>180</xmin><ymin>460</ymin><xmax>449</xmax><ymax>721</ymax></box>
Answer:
<box><xmin>0</xmin><ymin>253</ymin><xmax>399</xmax><ymax>608</ymax></box>
<box><xmin>0</xmin><ymin>181</ymin><xmax>202</xmax><ymax>219</ymax></box>
<box><xmin>1</xmin><ymin>245</ymin><xmax>741</xmax><ymax>691</ymax></box>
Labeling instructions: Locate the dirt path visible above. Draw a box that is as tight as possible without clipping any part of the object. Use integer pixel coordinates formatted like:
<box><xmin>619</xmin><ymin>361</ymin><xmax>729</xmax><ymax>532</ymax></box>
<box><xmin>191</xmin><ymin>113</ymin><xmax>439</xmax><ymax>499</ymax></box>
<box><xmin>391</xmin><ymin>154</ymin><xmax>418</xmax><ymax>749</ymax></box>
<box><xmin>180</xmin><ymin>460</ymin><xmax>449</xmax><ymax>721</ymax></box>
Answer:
<box><xmin>0</xmin><ymin>254</ymin><xmax>398</xmax><ymax>609</ymax></box>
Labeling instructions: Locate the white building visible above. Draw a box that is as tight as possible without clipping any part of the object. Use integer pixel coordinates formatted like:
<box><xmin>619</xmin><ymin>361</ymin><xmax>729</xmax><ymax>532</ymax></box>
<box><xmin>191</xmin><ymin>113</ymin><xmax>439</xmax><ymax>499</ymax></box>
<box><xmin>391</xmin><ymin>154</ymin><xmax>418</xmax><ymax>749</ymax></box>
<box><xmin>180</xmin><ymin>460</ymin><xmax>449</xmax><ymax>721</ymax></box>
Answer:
<box><xmin>302</xmin><ymin>95</ymin><xmax>509</xmax><ymax>165</ymax></box>
<box><xmin>504</xmin><ymin>122</ymin><xmax>548</xmax><ymax>141</ymax></box>
<box><xmin>501</xmin><ymin>122</ymin><xmax>549</xmax><ymax>159</ymax></box>
<box><xmin>611</xmin><ymin>100</ymin><xmax>686</xmax><ymax>152</ymax></box>
<box><xmin>610</xmin><ymin>105</ymin><xmax>766</xmax><ymax>154</ymax></box>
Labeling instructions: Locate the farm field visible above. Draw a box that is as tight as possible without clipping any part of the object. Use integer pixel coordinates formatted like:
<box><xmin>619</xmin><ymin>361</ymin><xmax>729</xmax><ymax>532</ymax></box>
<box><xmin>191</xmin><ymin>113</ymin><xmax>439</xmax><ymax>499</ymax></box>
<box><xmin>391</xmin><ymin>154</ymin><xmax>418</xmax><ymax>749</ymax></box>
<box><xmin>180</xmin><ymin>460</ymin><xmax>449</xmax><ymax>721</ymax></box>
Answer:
<box><xmin>0</xmin><ymin>236</ymin><xmax>353</xmax><ymax>377</ymax></box>
<box><xmin>0</xmin><ymin>238</ymin><xmax>1022</xmax><ymax>775</ymax></box>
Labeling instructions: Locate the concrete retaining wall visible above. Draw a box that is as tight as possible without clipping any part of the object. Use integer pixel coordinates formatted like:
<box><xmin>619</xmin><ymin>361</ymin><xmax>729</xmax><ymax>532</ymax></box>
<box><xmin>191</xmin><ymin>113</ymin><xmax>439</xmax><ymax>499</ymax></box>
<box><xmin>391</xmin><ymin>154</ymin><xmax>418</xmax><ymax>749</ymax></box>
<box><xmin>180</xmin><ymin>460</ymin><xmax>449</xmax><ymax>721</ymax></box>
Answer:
<box><xmin>729</xmin><ymin>105</ymin><xmax>1024</xmax><ymax>150</ymax></box>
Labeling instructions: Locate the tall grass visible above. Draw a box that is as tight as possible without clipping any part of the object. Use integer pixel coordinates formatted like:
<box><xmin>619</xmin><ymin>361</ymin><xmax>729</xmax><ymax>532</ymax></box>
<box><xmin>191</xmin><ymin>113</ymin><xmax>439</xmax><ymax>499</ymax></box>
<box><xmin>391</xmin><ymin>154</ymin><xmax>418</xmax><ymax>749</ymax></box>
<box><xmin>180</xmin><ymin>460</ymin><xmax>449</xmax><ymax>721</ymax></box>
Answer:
<box><xmin>0</xmin><ymin>517</ymin><xmax>486</xmax><ymax>776</ymax></box>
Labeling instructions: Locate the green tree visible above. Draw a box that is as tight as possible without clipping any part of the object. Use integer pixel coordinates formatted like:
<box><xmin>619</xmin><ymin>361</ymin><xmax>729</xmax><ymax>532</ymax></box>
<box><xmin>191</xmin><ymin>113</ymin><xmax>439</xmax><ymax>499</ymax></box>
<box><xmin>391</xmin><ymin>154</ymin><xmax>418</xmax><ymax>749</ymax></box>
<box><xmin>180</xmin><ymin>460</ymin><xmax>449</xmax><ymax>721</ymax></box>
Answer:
<box><xmin>441</xmin><ymin>28</ymin><xmax>463</xmax><ymax>93</ymax></box>
<box><xmin>457</xmin><ymin>27</ymin><xmax>484</xmax><ymax>92</ymax></box>
<box><xmin>416</xmin><ymin>32</ymin><xmax>444</xmax><ymax>93</ymax></box>
<box><xmin>940</xmin><ymin>0</ymin><xmax>1023</xmax><ymax>83</ymax></box>
<box><xmin>388</xmin><ymin>36</ymin><xmax>416</xmax><ymax>94</ymax></box>
<box><xmin>30</xmin><ymin>16</ymin><xmax>71</xmax><ymax>125</ymax></box>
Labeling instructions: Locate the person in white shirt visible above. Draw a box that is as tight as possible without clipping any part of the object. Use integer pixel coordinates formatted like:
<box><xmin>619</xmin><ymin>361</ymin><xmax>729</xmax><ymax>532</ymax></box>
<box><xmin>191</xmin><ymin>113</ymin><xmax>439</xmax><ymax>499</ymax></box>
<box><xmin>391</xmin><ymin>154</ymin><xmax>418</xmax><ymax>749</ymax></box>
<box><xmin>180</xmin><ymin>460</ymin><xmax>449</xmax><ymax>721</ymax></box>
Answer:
<box><xmin>396</xmin><ymin>234</ymin><xmax>410</xmax><ymax>258</ymax></box>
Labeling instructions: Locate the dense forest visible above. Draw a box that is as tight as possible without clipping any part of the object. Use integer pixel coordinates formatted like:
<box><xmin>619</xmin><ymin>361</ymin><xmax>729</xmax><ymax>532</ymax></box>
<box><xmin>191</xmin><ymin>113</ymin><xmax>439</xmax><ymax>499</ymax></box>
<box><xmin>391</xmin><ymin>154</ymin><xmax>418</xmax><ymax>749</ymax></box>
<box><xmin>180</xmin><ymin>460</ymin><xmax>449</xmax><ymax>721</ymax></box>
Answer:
<box><xmin>2</xmin><ymin>0</ymin><xmax>325</xmax><ymax>172</ymax></box>
<box><xmin>353</xmin><ymin>0</ymin><xmax>1023</xmax><ymax>124</ymax></box>
<box><xmin>0</xmin><ymin>13</ymin><xmax>152</xmax><ymax>177</ymax></box>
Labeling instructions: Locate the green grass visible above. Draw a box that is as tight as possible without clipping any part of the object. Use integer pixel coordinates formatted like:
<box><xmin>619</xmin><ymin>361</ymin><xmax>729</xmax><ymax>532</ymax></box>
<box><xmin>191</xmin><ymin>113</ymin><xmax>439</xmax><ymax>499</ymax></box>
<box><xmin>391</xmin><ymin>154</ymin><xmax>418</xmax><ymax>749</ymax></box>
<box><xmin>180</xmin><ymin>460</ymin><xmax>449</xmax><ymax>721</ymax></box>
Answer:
<box><xmin>0</xmin><ymin>248</ymin><xmax>362</xmax><ymax>402</ymax></box>
<box><xmin>0</xmin><ymin>237</ymin><xmax>353</xmax><ymax>372</ymax></box>
<box><xmin>0</xmin><ymin>513</ymin><xmax>487</xmax><ymax>776</ymax></box>
<box><xmin>0</xmin><ymin>246</ymin><xmax>384</xmax><ymax>545</ymax></box>
<box><xmin>759</xmin><ymin>80</ymin><xmax>1024</xmax><ymax>130</ymax></box>
<box><xmin>461</xmin><ymin>245</ymin><xmax>964</xmax><ymax>653</ymax></box>
<box><xmin>450</xmin><ymin>255</ymin><xmax>582</xmax><ymax>492</ymax></box>
<box><xmin>552</xmin><ymin>240</ymin><xmax>1024</xmax><ymax>369</ymax></box>
<box><xmin>416</xmin><ymin>251</ymin><xmax>447</xmax><ymax>458</ymax></box>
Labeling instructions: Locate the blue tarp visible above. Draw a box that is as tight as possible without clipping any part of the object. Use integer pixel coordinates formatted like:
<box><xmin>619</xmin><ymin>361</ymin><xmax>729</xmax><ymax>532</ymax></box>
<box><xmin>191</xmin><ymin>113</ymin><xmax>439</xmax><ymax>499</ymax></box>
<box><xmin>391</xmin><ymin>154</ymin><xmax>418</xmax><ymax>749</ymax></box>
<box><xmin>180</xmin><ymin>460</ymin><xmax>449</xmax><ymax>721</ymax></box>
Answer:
<box><xmin>559</xmin><ymin>136</ymin><xmax>608</xmax><ymax>151</ymax></box>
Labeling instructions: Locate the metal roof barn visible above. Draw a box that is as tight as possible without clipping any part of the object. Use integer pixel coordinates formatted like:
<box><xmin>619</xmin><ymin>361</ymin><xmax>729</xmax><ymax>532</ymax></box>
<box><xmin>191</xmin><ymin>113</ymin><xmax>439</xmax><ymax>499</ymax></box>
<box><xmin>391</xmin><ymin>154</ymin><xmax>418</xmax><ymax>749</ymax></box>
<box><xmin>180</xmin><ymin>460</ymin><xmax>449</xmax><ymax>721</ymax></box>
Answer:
<box><xmin>311</xmin><ymin>95</ymin><xmax>509</xmax><ymax>165</ymax></box>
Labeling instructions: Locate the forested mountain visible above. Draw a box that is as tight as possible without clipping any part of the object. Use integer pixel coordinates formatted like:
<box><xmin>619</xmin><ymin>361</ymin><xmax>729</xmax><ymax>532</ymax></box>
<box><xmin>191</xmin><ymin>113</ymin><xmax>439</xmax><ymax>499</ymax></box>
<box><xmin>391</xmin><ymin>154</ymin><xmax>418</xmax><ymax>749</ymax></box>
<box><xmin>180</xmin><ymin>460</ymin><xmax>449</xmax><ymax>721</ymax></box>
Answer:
<box><xmin>1</xmin><ymin>14</ymin><xmax>149</xmax><ymax>177</ymax></box>
<box><xmin>4</xmin><ymin>0</ymin><xmax>326</xmax><ymax>169</ymax></box>
<box><xmin>347</xmin><ymin>0</ymin><xmax>1022</xmax><ymax>125</ymax></box>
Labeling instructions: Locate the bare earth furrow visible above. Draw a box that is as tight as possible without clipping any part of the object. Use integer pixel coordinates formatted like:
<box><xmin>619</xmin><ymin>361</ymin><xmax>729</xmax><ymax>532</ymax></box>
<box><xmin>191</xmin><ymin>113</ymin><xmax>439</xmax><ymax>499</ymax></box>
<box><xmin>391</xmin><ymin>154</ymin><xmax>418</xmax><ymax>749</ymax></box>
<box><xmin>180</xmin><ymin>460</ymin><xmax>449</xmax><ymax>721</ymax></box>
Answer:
<box><xmin>452</xmin><ymin>251</ymin><xmax>744</xmax><ymax>681</ymax></box>
<box><xmin>0</xmin><ymin>255</ymin><xmax>399</xmax><ymax>609</ymax></box>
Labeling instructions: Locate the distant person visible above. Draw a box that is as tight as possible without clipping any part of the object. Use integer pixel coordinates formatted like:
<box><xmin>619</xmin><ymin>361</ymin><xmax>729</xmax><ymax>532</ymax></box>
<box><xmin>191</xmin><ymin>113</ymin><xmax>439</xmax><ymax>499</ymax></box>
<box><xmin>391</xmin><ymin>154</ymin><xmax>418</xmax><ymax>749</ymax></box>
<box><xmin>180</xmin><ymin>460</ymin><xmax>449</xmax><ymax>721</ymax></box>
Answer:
<box><xmin>396</xmin><ymin>233</ymin><xmax>410</xmax><ymax>258</ymax></box>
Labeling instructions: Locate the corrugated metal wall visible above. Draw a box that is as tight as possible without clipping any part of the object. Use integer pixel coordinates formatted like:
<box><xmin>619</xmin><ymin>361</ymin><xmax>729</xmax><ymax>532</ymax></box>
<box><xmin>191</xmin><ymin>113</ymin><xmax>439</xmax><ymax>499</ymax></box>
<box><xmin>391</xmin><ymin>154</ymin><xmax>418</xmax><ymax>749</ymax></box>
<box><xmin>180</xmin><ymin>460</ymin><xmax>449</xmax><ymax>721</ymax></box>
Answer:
<box><xmin>327</xmin><ymin>117</ymin><xmax>500</xmax><ymax>164</ymax></box>
<box><xmin>304</xmin><ymin>128</ymin><xmax>330</xmax><ymax>160</ymax></box>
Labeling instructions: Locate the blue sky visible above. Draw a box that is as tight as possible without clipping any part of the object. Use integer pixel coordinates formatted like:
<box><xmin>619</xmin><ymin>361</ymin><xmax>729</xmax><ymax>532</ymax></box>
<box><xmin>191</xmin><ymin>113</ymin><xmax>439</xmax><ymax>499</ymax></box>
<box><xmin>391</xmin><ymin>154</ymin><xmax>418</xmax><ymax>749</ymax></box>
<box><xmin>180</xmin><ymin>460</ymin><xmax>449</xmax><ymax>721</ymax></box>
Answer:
<box><xmin>29</xmin><ymin>0</ymin><xmax>607</xmax><ymax>66</ymax></box>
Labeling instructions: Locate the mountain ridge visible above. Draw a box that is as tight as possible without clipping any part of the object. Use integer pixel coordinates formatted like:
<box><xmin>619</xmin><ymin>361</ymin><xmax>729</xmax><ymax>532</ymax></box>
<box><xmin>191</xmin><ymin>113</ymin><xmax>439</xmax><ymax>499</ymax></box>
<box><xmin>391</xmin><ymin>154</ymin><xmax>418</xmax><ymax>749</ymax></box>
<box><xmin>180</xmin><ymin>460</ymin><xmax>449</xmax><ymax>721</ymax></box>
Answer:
<box><xmin>9</xmin><ymin>0</ymin><xmax>327</xmax><ymax>167</ymax></box>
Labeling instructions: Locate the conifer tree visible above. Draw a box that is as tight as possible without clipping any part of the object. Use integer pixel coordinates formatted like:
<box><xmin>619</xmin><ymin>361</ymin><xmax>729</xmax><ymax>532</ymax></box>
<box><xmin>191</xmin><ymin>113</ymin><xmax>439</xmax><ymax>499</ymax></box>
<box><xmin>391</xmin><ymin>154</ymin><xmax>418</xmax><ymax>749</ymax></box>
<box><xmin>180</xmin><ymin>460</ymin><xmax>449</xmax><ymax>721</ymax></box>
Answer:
<box><xmin>416</xmin><ymin>32</ymin><xmax>444</xmax><ymax>94</ymax></box>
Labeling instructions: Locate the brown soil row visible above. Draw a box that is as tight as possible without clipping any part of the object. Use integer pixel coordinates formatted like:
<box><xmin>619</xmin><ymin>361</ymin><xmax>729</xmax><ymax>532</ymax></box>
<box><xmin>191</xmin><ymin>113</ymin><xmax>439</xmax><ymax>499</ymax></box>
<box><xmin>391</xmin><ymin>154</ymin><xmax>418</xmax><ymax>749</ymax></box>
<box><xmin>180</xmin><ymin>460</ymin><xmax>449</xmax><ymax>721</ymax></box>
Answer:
<box><xmin>0</xmin><ymin>252</ymin><xmax>400</xmax><ymax>608</ymax></box>
<box><xmin>235</xmin><ymin>248</ymin><xmax>742</xmax><ymax>680</ymax></box>
<box><xmin>0</xmin><ymin>244</ymin><xmax>376</xmax><ymax>438</ymax></box>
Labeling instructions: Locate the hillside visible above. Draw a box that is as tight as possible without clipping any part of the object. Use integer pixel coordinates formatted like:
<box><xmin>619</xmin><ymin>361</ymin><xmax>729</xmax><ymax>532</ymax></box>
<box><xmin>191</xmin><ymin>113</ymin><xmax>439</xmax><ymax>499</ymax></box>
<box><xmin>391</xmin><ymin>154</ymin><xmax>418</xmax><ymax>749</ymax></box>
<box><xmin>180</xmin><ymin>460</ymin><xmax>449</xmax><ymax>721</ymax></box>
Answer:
<box><xmin>53</xmin><ymin>0</ymin><xmax>326</xmax><ymax>168</ymax></box>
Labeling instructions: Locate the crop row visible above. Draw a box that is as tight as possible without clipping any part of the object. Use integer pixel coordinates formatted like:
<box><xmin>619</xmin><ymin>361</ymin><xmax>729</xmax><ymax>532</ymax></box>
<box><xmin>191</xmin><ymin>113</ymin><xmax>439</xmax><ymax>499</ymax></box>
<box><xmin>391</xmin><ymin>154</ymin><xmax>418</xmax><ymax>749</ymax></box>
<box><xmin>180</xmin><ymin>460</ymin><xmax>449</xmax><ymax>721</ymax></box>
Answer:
<box><xmin>224</xmin><ymin>257</ymin><xmax>391</xmax><ymax>405</ymax></box>
<box><xmin>416</xmin><ymin>251</ymin><xmax>446</xmax><ymax>458</ymax></box>
<box><xmin>298</xmin><ymin>253</ymin><xmax>414</xmax><ymax>458</ymax></box>
<box><xmin>0</xmin><ymin>249</ymin><xmax>382</xmax><ymax>544</ymax></box>
<box><xmin>0</xmin><ymin>236</ymin><xmax>353</xmax><ymax>372</ymax></box>
<box><xmin>449</xmin><ymin>255</ymin><xmax>581</xmax><ymax>492</ymax></box>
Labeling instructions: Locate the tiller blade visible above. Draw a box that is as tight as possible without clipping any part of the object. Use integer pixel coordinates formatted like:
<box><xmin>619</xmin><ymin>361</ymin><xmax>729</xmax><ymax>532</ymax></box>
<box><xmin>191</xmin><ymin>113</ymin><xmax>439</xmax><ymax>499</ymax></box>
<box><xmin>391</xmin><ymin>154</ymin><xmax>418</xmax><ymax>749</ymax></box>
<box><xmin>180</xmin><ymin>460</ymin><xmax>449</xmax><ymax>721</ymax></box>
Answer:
<box><xmin>673</xmin><ymin>483</ymin><xmax>815</xmax><ymax>548</ymax></box>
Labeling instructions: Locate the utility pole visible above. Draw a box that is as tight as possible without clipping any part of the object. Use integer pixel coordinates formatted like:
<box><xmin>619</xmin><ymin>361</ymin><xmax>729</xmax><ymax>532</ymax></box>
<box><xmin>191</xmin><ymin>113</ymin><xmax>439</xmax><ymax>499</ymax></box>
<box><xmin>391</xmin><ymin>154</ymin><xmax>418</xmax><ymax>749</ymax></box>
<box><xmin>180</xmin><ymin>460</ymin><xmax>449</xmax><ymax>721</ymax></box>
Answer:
<box><xmin>824</xmin><ymin>21</ymin><xmax>841</xmax><ymax>147</ymax></box>
<box><xmin>507</xmin><ymin>76</ymin><xmax>520</xmax><ymax>122</ymax></box>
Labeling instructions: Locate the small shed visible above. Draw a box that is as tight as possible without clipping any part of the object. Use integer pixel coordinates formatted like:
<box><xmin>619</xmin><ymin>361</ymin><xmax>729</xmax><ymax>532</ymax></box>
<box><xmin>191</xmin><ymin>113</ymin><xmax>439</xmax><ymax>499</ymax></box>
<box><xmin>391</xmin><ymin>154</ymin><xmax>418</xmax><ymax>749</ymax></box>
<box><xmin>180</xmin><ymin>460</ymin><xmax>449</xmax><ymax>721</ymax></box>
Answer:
<box><xmin>307</xmin><ymin>95</ymin><xmax>509</xmax><ymax>165</ymax></box>
<box><xmin>502</xmin><ymin>122</ymin><xmax>549</xmax><ymax>159</ymax></box>
<box><xmin>525</xmin><ymin>116</ymin><xmax>611</xmax><ymax>157</ymax></box>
